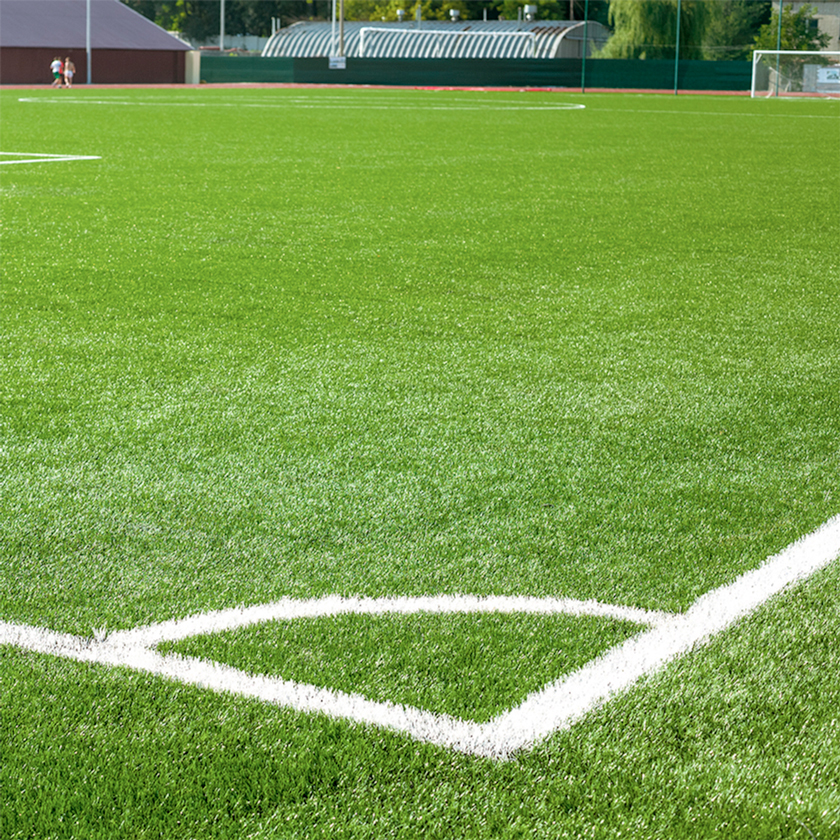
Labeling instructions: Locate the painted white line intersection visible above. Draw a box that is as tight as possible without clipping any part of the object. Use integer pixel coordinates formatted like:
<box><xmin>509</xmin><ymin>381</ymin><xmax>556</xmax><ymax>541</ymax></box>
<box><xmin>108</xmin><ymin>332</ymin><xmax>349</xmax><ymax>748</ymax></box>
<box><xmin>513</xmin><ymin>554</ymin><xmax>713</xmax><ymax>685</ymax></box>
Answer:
<box><xmin>2</xmin><ymin>514</ymin><xmax>839</xmax><ymax>759</ymax></box>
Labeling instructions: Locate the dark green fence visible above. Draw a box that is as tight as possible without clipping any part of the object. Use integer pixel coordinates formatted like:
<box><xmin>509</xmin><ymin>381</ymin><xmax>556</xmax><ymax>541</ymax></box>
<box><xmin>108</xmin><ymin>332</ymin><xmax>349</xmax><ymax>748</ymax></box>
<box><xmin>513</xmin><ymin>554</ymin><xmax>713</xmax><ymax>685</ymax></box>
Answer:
<box><xmin>199</xmin><ymin>54</ymin><xmax>751</xmax><ymax>92</ymax></box>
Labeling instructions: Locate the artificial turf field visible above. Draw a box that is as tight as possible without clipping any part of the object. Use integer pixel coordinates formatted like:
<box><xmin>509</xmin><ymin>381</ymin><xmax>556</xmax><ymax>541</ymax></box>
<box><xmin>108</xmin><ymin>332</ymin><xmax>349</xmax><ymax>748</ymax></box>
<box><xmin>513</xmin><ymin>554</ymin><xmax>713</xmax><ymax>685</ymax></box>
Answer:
<box><xmin>1</xmin><ymin>85</ymin><xmax>839</xmax><ymax>838</ymax></box>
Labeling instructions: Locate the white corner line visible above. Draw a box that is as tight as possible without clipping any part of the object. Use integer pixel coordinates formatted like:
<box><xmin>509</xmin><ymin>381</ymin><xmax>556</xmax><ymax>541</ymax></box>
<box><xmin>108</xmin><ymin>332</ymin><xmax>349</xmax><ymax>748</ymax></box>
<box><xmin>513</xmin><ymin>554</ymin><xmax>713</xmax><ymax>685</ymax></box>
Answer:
<box><xmin>483</xmin><ymin>512</ymin><xmax>840</xmax><ymax>757</ymax></box>
<box><xmin>2</xmin><ymin>514</ymin><xmax>839</xmax><ymax>760</ymax></box>
<box><xmin>108</xmin><ymin>595</ymin><xmax>672</xmax><ymax>648</ymax></box>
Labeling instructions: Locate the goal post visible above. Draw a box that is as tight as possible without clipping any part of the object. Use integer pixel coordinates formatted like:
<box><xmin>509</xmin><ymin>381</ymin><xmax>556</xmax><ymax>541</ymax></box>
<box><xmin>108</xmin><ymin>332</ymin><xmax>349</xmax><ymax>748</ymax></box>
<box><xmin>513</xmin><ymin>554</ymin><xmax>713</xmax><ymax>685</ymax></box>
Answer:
<box><xmin>751</xmin><ymin>50</ymin><xmax>840</xmax><ymax>98</ymax></box>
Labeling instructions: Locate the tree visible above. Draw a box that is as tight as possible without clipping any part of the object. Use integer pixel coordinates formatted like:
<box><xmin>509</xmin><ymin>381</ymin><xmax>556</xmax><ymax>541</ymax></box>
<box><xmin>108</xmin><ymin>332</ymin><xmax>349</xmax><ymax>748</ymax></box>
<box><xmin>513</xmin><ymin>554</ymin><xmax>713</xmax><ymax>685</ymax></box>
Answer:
<box><xmin>703</xmin><ymin>1</ymin><xmax>770</xmax><ymax>61</ymax></box>
<box><xmin>344</xmin><ymin>0</ymin><xmax>471</xmax><ymax>22</ymax></box>
<box><xmin>597</xmin><ymin>0</ymin><xmax>710</xmax><ymax>60</ymax></box>
<box><xmin>122</xmin><ymin>0</ymin><xmax>612</xmax><ymax>33</ymax></box>
<box><xmin>121</xmin><ymin>1</ymin><xmax>335</xmax><ymax>40</ymax></box>
<box><xmin>753</xmin><ymin>3</ymin><xmax>830</xmax><ymax>52</ymax></box>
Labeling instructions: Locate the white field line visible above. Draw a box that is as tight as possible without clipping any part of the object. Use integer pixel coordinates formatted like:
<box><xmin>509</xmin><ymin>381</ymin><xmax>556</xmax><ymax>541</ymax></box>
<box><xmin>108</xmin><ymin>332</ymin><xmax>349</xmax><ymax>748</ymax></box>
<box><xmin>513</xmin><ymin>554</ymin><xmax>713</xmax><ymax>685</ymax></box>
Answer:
<box><xmin>2</xmin><ymin>513</ymin><xmax>839</xmax><ymax>759</ymax></box>
<box><xmin>108</xmin><ymin>595</ymin><xmax>672</xmax><ymax>648</ymax></box>
<box><xmin>16</xmin><ymin>97</ymin><xmax>584</xmax><ymax>112</ymax></box>
<box><xmin>0</xmin><ymin>151</ymin><xmax>101</xmax><ymax>165</ymax></box>
<box><xmin>16</xmin><ymin>98</ymin><xmax>837</xmax><ymax>119</ymax></box>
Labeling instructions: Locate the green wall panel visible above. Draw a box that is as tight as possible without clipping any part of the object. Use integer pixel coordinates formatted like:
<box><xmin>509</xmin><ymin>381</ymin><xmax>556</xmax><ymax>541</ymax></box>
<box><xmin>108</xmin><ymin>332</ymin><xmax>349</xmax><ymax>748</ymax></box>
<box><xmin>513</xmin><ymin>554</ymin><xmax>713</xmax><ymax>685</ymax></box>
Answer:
<box><xmin>198</xmin><ymin>54</ymin><xmax>751</xmax><ymax>92</ymax></box>
<box><xmin>200</xmin><ymin>55</ymin><xmax>294</xmax><ymax>84</ymax></box>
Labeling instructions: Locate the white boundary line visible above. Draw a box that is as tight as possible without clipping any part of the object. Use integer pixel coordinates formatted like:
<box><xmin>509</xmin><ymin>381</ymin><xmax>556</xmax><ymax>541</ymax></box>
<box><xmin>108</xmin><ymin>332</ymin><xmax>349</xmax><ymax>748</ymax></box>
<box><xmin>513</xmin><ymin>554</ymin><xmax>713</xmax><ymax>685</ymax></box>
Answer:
<box><xmin>16</xmin><ymin>97</ymin><xmax>584</xmax><ymax>112</ymax></box>
<box><xmin>0</xmin><ymin>151</ymin><xmax>101</xmax><ymax>165</ymax></box>
<box><xmin>2</xmin><ymin>514</ymin><xmax>839</xmax><ymax>759</ymax></box>
<box><xmin>109</xmin><ymin>594</ymin><xmax>672</xmax><ymax>648</ymax></box>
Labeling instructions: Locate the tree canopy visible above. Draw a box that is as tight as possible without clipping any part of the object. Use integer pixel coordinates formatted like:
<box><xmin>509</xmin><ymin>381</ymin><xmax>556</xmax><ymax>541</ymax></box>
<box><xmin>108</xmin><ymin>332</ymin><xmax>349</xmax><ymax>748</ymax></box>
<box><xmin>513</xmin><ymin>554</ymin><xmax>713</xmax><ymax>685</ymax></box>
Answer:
<box><xmin>598</xmin><ymin>0</ymin><xmax>831</xmax><ymax>62</ymax></box>
<box><xmin>122</xmin><ymin>0</ymin><xmax>831</xmax><ymax>57</ymax></box>
<box><xmin>753</xmin><ymin>3</ymin><xmax>830</xmax><ymax>52</ymax></box>
<box><xmin>597</xmin><ymin>0</ymin><xmax>710</xmax><ymax>60</ymax></box>
<box><xmin>702</xmin><ymin>1</ymin><xmax>770</xmax><ymax>61</ymax></box>
<box><xmin>120</xmin><ymin>0</ymin><xmax>610</xmax><ymax>37</ymax></box>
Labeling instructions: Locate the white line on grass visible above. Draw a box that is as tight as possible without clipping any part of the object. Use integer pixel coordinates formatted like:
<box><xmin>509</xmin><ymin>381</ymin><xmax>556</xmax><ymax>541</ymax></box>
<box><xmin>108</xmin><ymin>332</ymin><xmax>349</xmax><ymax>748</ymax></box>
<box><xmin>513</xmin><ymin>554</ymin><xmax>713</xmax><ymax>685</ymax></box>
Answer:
<box><xmin>585</xmin><ymin>106</ymin><xmax>838</xmax><ymax>119</ymax></box>
<box><xmin>16</xmin><ymin>97</ymin><xmax>585</xmax><ymax>112</ymax></box>
<box><xmin>0</xmin><ymin>151</ymin><xmax>101</xmax><ymax>165</ymax></box>
<box><xmin>16</xmin><ymin>98</ymin><xmax>837</xmax><ymax>119</ymax></box>
<box><xmin>2</xmin><ymin>514</ymin><xmax>839</xmax><ymax>759</ymax></box>
<box><xmin>108</xmin><ymin>594</ymin><xmax>672</xmax><ymax>648</ymax></box>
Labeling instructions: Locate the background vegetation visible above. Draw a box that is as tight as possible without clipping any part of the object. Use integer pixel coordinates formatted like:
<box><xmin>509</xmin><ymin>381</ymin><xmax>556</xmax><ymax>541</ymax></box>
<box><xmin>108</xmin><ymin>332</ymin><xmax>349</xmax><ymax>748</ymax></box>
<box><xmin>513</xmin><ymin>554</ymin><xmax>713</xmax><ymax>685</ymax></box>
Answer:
<box><xmin>121</xmin><ymin>0</ymin><xmax>610</xmax><ymax>36</ymax></box>
<box><xmin>122</xmin><ymin>0</ymin><xmax>830</xmax><ymax>60</ymax></box>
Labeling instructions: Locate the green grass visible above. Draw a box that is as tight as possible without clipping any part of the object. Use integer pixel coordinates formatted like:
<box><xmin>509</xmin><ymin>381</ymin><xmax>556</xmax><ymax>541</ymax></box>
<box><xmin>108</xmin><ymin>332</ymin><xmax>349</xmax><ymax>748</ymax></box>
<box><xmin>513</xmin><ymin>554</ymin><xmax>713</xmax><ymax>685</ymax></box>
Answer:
<box><xmin>1</xmin><ymin>86</ymin><xmax>839</xmax><ymax>838</ymax></box>
<box><xmin>160</xmin><ymin>612</ymin><xmax>642</xmax><ymax>722</ymax></box>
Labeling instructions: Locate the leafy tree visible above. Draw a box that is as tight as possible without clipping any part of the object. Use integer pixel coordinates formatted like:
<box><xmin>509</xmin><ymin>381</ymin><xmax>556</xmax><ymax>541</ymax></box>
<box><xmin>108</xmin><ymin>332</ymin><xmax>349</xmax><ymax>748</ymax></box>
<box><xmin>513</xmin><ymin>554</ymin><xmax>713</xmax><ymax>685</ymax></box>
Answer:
<box><xmin>344</xmin><ymin>0</ymin><xmax>470</xmax><ymax>22</ymax></box>
<box><xmin>703</xmin><ymin>1</ymin><xmax>770</xmax><ymax>61</ymax></box>
<box><xmin>121</xmin><ymin>1</ymin><xmax>334</xmax><ymax>40</ymax></box>
<box><xmin>343</xmin><ymin>0</ymin><xmax>609</xmax><ymax>23</ymax></box>
<box><xmin>122</xmin><ymin>0</ymin><xmax>611</xmax><ymax>32</ymax></box>
<box><xmin>753</xmin><ymin>3</ymin><xmax>830</xmax><ymax>52</ymax></box>
<box><xmin>597</xmin><ymin>0</ymin><xmax>709</xmax><ymax>60</ymax></box>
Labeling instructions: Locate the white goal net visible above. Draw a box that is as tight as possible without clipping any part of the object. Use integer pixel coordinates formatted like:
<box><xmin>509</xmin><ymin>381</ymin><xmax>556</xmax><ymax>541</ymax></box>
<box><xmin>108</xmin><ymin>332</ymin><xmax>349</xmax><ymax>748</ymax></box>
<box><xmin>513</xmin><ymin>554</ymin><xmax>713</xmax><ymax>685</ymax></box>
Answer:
<box><xmin>751</xmin><ymin>50</ymin><xmax>840</xmax><ymax>97</ymax></box>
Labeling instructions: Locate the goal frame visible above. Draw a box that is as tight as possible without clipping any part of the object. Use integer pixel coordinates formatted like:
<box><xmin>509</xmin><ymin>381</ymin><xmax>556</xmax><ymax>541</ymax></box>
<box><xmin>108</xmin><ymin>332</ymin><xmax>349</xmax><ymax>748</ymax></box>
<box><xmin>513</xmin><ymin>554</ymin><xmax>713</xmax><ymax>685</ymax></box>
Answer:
<box><xmin>750</xmin><ymin>50</ymin><xmax>840</xmax><ymax>98</ymax></box>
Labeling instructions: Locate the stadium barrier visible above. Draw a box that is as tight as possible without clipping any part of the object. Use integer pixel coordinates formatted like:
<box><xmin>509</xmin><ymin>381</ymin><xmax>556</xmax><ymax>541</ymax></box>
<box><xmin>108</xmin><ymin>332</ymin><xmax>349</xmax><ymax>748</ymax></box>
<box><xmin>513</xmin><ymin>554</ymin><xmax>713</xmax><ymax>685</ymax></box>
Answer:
<box><xmin>198</xmin><ymin>54</ymin><xmax>752</xmax><ymax>91</ymax></box>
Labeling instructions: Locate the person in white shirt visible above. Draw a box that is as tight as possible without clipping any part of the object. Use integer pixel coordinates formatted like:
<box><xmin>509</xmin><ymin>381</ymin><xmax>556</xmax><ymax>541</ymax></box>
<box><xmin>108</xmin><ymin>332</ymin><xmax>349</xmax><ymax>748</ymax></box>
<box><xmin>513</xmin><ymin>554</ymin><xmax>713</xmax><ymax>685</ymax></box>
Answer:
<box><xmin>50</xmin><ymin>57</ymin><xmax>63</xmax><ymax>87</ymax></box>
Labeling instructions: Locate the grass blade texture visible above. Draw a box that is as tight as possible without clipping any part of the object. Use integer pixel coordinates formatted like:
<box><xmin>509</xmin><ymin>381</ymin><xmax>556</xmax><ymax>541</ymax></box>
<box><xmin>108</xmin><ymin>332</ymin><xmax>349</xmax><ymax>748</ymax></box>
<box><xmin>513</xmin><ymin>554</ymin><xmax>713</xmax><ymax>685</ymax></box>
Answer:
<box><xmin>1</xmin><ymin>87</ymin><xmax>838</xmax><ymax>839</ymax></box>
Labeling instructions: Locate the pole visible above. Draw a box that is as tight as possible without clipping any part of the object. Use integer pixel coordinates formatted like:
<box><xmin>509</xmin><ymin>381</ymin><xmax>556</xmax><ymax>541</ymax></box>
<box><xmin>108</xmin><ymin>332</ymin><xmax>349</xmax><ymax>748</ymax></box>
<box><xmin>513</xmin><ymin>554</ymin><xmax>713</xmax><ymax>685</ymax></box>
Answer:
<box><xmin>220</xmin><ymin>0</ymin><xmax>225</xmax><ymax>53</ymax></box>
<box><xmin>86</xmin><ymin>0</ymin><xmax>91</xmax><ymax>84</ymax></box>
<box><xmin>339</xmin><ymin>0</ymin><xmax>345</xmax><ymax>56</ymax></box>
<box><xmin>581</xmin><ymin>0</ymin><xmax>589</xmax><ymax>92</ymax></box>
<box><xmin>775</xmin><ymin>0</ymin><xmax>783</xmax><ymax>96</ymax></box>
<box><xmin>673</xmin><ymin>0</ymin><xmax>681</xmax><ymax>95</ymax></box>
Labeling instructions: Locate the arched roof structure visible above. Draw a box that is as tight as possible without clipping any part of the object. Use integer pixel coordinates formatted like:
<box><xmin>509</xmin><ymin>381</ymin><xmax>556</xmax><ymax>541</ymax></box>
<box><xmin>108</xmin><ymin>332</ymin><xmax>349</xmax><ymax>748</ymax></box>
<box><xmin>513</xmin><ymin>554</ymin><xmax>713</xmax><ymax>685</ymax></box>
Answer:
<box><xmin>262</xmin><ymin>20</ymin><xmax>610</xmax><ymax>60</ymax></box>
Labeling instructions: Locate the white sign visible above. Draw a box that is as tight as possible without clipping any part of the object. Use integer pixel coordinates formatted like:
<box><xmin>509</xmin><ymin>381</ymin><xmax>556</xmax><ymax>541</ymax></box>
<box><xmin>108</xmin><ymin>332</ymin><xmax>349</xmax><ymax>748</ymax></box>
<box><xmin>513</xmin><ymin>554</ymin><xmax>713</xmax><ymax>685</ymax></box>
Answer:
<box><xmin>329</xmin><ymin>56</ymin><xmax>347</xmax><ymax>70</ymax></box>
<box><xmin>818</xmin><ymin>66</ymin><xmax>839</xmax><ymax>83</ymax></box>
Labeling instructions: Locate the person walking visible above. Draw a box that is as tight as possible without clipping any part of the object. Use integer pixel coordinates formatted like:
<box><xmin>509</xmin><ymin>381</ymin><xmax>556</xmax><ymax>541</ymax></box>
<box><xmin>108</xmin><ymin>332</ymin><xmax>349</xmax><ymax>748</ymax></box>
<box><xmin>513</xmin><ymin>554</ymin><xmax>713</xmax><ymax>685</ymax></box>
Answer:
<box><xmin>50</xmin><ymin>57</ymin><xmax>63</xmax><ymax>87</ymax></box>
<box><xmin>63</xmin><ymin>58</ymin><xmax>76</xmax><ymax>88</ymax></box>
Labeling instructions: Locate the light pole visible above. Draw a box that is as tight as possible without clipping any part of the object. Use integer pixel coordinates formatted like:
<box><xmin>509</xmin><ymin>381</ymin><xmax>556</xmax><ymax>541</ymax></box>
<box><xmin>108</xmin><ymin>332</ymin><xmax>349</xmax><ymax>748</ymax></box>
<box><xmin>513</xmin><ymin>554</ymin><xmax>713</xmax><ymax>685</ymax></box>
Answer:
<box><xmin>673</xmin><ymin>0</ymin><xmax>682</xmax><ymax>95</ymax></box>
<box><xmin>86</xmin><ymin>0</ymin><xmax>91</xmax><ymax>84</ymax></box>
<box><xmin>581</xmin><ymin>0</ymin><xmax>589</xmax><ymax>92</ymax></box>
<box><xmin>775</xmin><ymin>0</ymin><xmax>784</xmax><ymax>96</ymax></box>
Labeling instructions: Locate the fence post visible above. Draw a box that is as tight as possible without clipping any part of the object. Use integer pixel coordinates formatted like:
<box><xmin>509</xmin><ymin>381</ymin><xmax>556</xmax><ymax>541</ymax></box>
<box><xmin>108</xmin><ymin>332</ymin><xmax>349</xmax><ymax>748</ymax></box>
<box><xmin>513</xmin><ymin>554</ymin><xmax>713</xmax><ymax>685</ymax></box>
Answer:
<box><xmin>775</xmin><ymin>0</ymin><xmax>784</xmax><ymax>96</ymax></box>
<box><xmin>581</xmin><ymin>0</ymin><xmax>589</xmax><ymax>92</ymax></box>
<box><xmin>674</xmin><ymin>0</ymin><xmax>681</xmax><ymax>94</ymax></box>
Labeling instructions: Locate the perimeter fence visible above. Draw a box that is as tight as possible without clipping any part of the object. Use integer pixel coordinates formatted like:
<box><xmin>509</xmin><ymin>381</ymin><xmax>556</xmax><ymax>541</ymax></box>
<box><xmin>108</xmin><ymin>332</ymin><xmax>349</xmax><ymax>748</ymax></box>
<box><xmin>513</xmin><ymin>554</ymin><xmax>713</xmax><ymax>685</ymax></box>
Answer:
<box><xmin>197</xmin><ymin>0</ymin><xmax>838</xmax><ymax>93</ymax></box>
<box><xmin>199</xmin><ymin>54</ymin><xmax>752</xmax><ymax>91</ymax></box>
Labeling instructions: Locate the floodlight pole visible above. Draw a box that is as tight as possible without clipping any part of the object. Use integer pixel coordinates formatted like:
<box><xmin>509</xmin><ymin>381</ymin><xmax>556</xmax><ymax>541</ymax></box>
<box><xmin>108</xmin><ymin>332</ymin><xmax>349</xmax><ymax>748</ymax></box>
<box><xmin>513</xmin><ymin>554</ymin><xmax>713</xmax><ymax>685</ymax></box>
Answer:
<box><xmin>775</xmin><ymin>0</ymin><xmax>784</xmax><ymax>96</ymax></box>
<box><xmin>86</xmin><ymin>0</ymin><xmax>91</xmax><ymax>84</ymax></box>
<box><xmin>220</xmin><ymin>0</ymin><xmax>226</xmax><ymax>53</ymax></box>
<box><xmin>339</xmin><ymin>0</ymin><xmax>345</xmax><ymax>56</ymax></box>
<box><xmin>673</xmin><ymin>0</ymin><xmax>681</xmax><ymax>95</ymax></box>
<box><xmin>581</xmin><ymin>0</ymin><xmax>589</xmax><ymax>92</ymax></box>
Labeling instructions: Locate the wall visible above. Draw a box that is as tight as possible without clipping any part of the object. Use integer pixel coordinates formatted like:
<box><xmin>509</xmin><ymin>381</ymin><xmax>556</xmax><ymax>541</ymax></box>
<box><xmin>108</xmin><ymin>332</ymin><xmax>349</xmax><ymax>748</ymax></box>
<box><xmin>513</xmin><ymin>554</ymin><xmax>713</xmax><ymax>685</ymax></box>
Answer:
<box><xmin>0</xmin><ymin>48</ymin><xmax>186</xmax><ymax>84</ymax></box>
<box><xmin>199</xmin><ymin>54</ymin><xmax>752</xmax><ymax>91</ymax></box>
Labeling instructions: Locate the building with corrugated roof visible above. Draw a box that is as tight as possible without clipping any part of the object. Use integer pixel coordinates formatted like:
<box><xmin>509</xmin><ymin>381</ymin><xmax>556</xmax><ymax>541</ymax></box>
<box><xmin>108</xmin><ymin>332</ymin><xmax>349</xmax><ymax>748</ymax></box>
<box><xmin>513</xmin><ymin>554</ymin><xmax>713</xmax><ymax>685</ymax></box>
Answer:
<box><xmin>262</xmin><ymin>20</ymin><xmax>610</xmax><ymax>61</ymax></box>
<box><xmin>0</xmin><ymin>0</ymin><xmax>193</xmax><ymax>84</ymax></box>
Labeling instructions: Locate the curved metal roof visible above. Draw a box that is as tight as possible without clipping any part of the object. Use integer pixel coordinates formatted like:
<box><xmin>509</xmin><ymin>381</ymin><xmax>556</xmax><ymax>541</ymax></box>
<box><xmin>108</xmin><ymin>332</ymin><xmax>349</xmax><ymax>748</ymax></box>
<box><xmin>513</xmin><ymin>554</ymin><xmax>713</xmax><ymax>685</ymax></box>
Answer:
<box><xmin>262</xmin><ymin>20</ymin><xmax>610</xmax><ymax>60</ymax></box>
